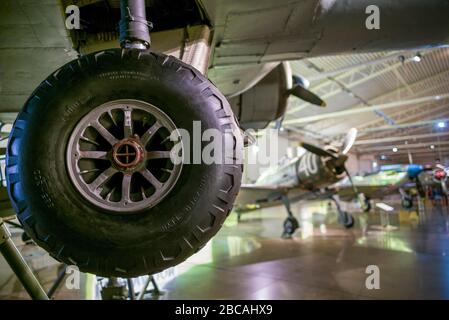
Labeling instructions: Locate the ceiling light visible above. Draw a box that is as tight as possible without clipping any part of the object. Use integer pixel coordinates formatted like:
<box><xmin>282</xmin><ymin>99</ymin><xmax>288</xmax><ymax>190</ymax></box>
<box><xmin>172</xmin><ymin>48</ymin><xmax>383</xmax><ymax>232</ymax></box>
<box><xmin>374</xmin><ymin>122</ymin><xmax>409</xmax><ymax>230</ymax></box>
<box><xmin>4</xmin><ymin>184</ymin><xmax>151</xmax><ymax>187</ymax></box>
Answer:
<box><xmin>392</xmin><ymin>147</ymin><xmax>398</xmax><ymax>153</ymax></box>
<box><xmin>430</xmin><ymin>145</ymin><xmax>435</xmax><ymax>149</ymax></box>
<box><xmin>437</xmin><ymin>121</ymin><xmax>446</xmax><ymax>128</ymax></box>
<box><xmin>380</xmin><ymin>154</ymin><xmax>387</xmax><ymax>160</ymax></box>
<box><xmin>412</xmin><ymin>53</ymin><xmax>422</xmax><ymax>62</ymax></box>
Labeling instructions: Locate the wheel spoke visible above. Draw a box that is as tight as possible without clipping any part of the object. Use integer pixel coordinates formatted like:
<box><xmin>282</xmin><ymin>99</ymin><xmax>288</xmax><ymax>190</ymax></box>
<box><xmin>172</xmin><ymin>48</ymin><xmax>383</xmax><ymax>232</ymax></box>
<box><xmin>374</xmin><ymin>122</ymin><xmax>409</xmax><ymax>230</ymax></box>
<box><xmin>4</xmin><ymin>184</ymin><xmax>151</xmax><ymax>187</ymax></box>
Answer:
<box><xmin>123</xmin><ymin>109</ymin><xmax>133</xmax><ymax>138</ymax></box>
<box><xmin>91</xmin><ymin>121</ymin><xmax>118</xmax><ymax>146</ymax></box>
<box><xmin>140</xmin><ymin>186</ymin><xmax>147</xmax><ymax>199</ymax></box>
<box><xmin>107</xmin><ymin>110</ymin><xmax>118</xmax><ymax>127</ymax></box>
<box><xmin>145</xmin><ymin>151</ymin><xmax>171</xmax><ymax>160</ymax></box>
<box><xmin>106</xmin><ymin>187</ymin><xmax>116</xmax><ymax>201</ymax></box>
<box><xmin>139</xmin><ymin>168</ymin><xmax>163</xmax><ymax>189</ymax></box>
<box><xmin>140</xmin><ymin>121</ymin><xmax>162</xmax><ymax>146</ymax></box>
<box><xmin>78</xmin><ymin>151</ymin><xmax>108</xmax><ymax>160</ymax></box>
<box><xmin>79</xmin><ymin>168</ymin><xmax>101</xmax><ymax>175</ymax></box>
<box><xmin>121</xmin><ymin>173</ymin><xmax>132</xmax><ymax>203</ymax></box>
<box><xmin>80</xmin><ymin>136</ymin><xmax>100</xmax><ymax>146</ymax></box>
<box><xmin>89</xmin><ymin>167</ymin><xmax>117</xmax><ymax>191</ymax></box>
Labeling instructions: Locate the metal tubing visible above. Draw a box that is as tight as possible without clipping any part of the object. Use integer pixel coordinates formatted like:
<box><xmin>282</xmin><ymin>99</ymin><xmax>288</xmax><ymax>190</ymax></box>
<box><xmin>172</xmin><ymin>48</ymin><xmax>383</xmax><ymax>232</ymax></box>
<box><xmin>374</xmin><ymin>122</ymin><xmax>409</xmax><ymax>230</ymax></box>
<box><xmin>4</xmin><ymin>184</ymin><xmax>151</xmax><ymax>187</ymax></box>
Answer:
<box><xmin>0</xmin><ymin>219</ymin><xmax>49</xmax><ymax>300</ymax></box>
<box><xmin>47</xmin><ymin>265</ymin><xmax>68</xmax><ymax>299</ymax></box>
<box><xmin>119</xmin><ymin>0</ymin><xmax>152</xmax><ymax>49</ymax></box>
<box><xmin>137</xmin><ymin>275</ymin><xmax>152</xmax><ymax>300</ymax></box>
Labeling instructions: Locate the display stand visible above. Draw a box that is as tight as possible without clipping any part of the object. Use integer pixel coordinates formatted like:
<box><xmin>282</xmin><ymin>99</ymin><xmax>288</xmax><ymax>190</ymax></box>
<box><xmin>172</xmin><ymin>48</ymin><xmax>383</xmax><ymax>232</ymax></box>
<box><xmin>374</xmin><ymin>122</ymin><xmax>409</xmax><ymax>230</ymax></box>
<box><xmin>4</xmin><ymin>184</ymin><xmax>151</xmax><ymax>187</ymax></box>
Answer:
<box><xmin>136</xmin><ymin>275</ymin><xmax>163</xmax><ymax>300</ymax></box>
<box><xmin>373</xmin><ymin>202</ymin><xmax>398</xmax><ymax>231</ymax></box>
<box><xmin>99</xmin><ymin>275</ymin><xmax>164</xmax><ymax>300</ymax></box>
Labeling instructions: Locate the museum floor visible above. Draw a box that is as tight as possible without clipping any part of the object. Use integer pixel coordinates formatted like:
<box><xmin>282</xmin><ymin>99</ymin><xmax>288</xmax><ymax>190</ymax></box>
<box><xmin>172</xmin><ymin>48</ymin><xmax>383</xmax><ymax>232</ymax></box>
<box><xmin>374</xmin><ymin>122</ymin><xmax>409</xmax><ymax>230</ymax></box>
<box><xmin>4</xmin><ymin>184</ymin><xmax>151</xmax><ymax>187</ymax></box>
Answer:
<box><xmin>2</xmin><ymin>200</ymin><xmax>449</xmax><ymax>300</ymax></box>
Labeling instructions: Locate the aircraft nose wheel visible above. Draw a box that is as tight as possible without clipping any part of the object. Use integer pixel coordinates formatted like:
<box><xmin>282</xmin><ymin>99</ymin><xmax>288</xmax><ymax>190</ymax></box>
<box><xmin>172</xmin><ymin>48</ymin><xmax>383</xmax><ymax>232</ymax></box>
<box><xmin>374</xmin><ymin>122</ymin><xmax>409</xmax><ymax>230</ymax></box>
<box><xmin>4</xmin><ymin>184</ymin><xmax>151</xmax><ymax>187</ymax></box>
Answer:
<box><xmin>282</xmin><ymin>216</ymin><xmax>299</xmax><ymax>238</ymax></box>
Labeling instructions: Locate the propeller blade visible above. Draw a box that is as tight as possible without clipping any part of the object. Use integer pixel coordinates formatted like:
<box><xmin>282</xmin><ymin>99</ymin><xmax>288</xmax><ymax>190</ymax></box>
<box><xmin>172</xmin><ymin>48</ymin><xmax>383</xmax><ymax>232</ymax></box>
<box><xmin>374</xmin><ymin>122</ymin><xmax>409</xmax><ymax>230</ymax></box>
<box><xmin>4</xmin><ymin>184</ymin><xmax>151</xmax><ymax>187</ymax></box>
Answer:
<box><xmin>289</xmin><ymin>85</ymin><xmax>326</xmax><ymax>107</ymax></box>
<box><xmin>301</xmin><ymin>142</ymin><xmax>337</xmax><ymax>158</ymax></box>
<box><xmin>341</xmin><ymin>128</ymin><xmax>358</xmax><ymax>155</ymax></box>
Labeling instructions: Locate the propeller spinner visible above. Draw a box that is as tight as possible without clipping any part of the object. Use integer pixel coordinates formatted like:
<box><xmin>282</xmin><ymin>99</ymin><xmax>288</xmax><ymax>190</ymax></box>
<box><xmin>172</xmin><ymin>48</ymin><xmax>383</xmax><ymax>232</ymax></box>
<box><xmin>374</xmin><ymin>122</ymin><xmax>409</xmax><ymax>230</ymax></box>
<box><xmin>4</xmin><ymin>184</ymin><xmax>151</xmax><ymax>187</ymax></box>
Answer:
<box><xmin>300</xmin><ymin>128</ymin><xmax>369</xmax><ymax>211</ymax></box>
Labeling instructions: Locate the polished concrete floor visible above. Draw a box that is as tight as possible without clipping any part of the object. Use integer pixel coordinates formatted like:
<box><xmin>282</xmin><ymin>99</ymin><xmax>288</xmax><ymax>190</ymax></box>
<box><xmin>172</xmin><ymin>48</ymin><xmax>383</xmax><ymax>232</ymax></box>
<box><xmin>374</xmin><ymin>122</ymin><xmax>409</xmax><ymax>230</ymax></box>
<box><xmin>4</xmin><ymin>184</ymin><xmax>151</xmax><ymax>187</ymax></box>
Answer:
<box><xmin>1</xmin><ymin>199</ymin><xmax>449</xmax><ymax>300</ymax></box>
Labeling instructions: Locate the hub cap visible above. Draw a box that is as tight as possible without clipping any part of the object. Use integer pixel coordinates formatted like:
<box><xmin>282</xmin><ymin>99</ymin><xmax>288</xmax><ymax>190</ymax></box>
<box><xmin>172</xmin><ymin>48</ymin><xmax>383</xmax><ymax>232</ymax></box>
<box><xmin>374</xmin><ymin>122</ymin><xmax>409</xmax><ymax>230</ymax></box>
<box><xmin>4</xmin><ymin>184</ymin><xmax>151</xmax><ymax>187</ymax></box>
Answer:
<box><xmin>66</xmin><ymin>100</ymin><xmax>183</xmax><ymax>213</ymax></box>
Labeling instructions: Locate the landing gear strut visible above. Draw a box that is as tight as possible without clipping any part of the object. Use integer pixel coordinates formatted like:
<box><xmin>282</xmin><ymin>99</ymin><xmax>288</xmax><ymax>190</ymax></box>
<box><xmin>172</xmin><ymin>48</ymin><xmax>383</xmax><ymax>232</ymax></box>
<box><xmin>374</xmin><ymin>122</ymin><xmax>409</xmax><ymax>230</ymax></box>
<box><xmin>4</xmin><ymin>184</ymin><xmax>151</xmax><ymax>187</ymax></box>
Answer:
<box><xmin>281</xmin><ymin>195</ymin><xmax>299</xmax><ymax>238</ymax></box>
<box><xmin>0</xmin><ymin>218</ymin><xmax>48</xmax><ymax>300</ymax></box>
<box><xmin>331</xmin><ymin>195</ymin><xmax>354</xmax><ymax>229</ymax></box>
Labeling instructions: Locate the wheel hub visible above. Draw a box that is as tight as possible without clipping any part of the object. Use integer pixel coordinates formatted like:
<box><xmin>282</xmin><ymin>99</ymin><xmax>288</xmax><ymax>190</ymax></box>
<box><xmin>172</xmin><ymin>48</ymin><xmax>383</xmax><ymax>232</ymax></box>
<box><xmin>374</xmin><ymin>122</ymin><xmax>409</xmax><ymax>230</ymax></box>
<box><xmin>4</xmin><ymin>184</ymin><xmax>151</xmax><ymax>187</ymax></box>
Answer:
<box><xmin>112</xmin><ymin>137</ymin><xmax>144</xmax><ymax>170</ymax></box>
<box><xmin>66</xmin><ymin>99</ymin><xmax>183</xmax><ymax>213</ymax></box>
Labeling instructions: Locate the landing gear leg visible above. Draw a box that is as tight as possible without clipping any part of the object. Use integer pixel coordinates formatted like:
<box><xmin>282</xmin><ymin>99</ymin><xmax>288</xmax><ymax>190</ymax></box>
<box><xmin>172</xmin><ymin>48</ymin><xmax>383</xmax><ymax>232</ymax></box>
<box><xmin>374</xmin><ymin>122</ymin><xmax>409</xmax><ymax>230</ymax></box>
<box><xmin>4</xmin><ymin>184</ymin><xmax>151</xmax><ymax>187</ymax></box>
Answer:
<box><xmin>281</xmin><ymin>195</ymin><xmax>299</xmax><ymax>238</ymax></box>
<box><xmin>399</xmin><ymin>188</ymin><xmax>413</xmax><ymax>210</ymax></box>
<box><xmin>4</xmin><ymin>220</ymin><xmax>33</xmax><ymax>244</ymax></box>
<box><xmin>331</xmin><ymin>195</ymin><xmax>354</xmax><ymax>229</ymax></box>
<box><xmin>236</xmin><ymin>211</ymin><xmax>242</xmax><ymax>223</ymax></box>
<box><xmin>0</xmin><ymin>218</ymin><xmax>48</xmax><ymax>300</ymax></box>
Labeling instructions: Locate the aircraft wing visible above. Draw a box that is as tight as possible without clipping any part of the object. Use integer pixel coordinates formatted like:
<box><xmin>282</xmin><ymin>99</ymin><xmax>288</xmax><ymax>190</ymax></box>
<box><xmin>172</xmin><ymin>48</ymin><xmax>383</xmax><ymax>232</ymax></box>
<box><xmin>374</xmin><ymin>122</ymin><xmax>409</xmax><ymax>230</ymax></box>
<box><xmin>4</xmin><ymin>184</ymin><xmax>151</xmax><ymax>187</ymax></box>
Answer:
<box><xmin>235</xmin><ymin>184</ymin><xmax>309</xmax><ymax>211</ymax></box>
<box><xmin>330</xmin><ymin>171</ymin><xmax>411</xmax><ymax>200</ymax></box>
<box><xmin>235</xmin><ymin>184</ymin><xmax>288</xmax><ymax>205</ymax></box>
<box><xmin>205</xmin><ymin>0</ymin><xmax>449</xmax><ymax>92</ymax></box>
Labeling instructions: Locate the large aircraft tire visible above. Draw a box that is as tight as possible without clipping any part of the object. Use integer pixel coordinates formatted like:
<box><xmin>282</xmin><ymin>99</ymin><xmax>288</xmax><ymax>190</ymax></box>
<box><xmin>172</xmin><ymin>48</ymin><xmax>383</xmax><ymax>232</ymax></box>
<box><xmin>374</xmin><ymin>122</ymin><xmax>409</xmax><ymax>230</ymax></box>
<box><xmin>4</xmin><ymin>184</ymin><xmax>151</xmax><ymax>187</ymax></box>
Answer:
<box><xmin>6</xmin><ymin>49</ymin><xmax>242</xmax><ymax>277</ymax></box>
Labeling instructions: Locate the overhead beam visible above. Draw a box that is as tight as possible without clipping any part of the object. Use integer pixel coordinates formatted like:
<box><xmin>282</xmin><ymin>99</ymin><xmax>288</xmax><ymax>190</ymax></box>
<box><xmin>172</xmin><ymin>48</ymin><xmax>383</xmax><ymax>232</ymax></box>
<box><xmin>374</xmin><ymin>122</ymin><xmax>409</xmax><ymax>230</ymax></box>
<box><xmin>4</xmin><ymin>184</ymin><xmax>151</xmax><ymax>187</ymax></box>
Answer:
<box><xmin>358</xmin><ymin>140</ymin><xmax>449</xmax><ymax>152</ymax></box>
<box><xmin>355</xmin><ymin>131</ymin><xmax>449</xmax><ymax>145</ymax></box>
<box><xmin>304</xmin><ymin>51</ymin><xmax>407</xmax><ymax>81</ymax></box>
<box><xmin>360</xmin><ymin>118</ymin><xmax>449</xmax><ymax>133</ymax></box>
<box><xmin>381</xmin><ymin>147</ymin><xmax>449</xmax><ymax>155</ymax></box>
<box><xmin>357</xmin><ymin>107</ymin><xmax>449</xmax><ymax>142</ymax></box>
<box><xmin>300</xmin><ymin>67</ymin><xmax>449</xmax><ymax>133</ymax></box>
<box><xmin>287</xmin><ymin>49</ymin><xmax>436</xmax><ymax>116</ymax></box>
<box><xmin>284</xmin><ymin>94</ymin><xmax>449</xmax><ymax>125</ymax></box>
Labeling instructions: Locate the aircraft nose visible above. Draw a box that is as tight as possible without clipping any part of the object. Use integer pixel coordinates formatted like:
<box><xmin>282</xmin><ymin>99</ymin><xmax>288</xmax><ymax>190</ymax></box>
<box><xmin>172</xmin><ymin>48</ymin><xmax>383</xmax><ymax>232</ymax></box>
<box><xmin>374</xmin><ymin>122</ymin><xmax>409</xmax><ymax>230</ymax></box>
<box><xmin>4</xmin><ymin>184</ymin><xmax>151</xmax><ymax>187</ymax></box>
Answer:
<box><xmin>407</xmin><ymin>164</ymin><xmax>423</xmax><ymax>178</ymax></box>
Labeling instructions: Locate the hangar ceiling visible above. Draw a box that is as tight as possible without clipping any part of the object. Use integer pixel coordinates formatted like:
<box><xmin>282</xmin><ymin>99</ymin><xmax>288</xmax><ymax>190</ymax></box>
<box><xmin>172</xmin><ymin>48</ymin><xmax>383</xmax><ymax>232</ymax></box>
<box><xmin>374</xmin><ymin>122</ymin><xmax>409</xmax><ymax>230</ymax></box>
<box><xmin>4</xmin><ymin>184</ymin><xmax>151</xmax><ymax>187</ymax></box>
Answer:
<box><xmin>284</xmin><ymin>47</ymin><xmax>449</xmax><ymax>166</ymax></box>
<box><xmin>0</xmin><ymin>0</ymin><xmax>448</xmax><ymax>166</ymax></box>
